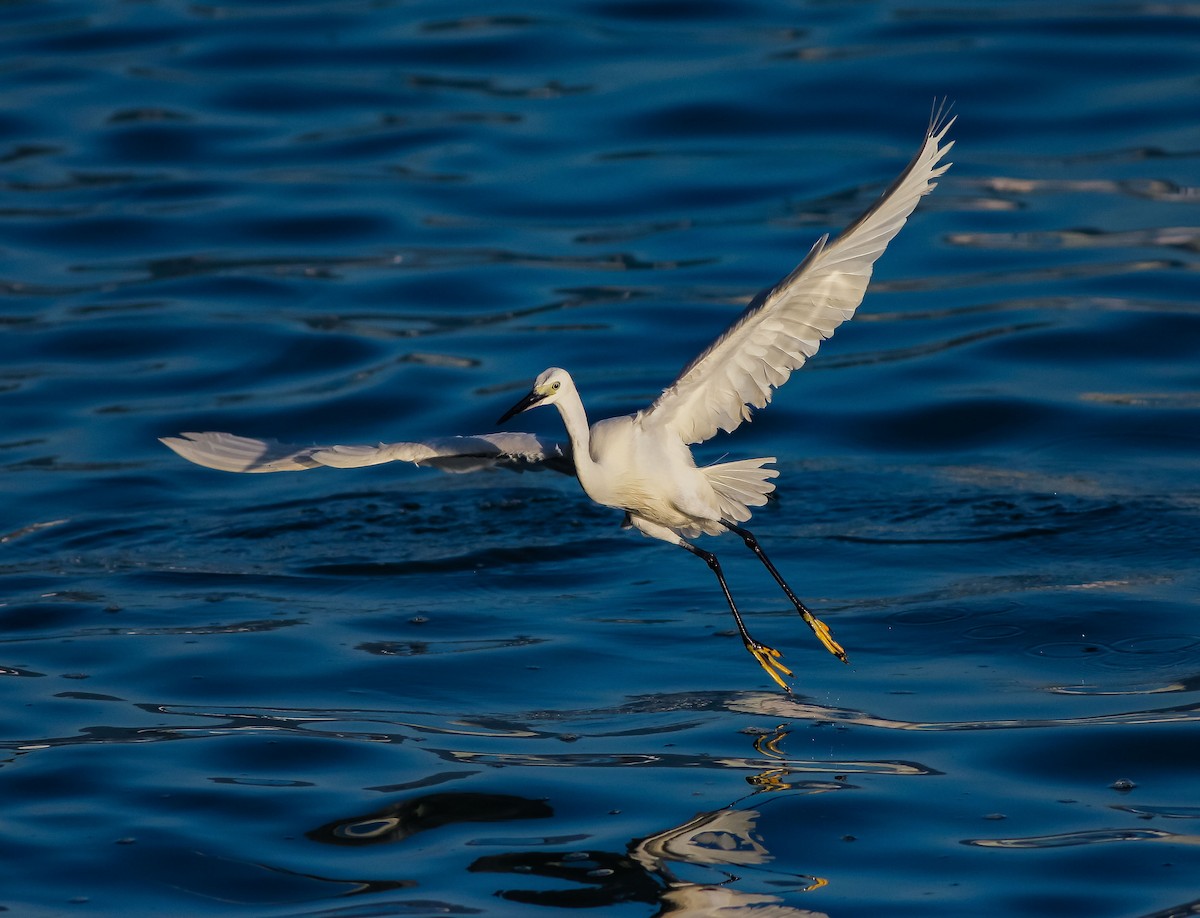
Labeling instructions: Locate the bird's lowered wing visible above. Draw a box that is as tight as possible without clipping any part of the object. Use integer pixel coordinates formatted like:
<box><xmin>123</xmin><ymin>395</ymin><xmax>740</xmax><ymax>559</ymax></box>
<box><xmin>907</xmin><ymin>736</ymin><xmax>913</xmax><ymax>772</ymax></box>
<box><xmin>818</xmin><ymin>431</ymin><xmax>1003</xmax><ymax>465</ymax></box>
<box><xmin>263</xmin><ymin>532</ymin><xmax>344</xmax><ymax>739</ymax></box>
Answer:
<box><xmin>160</xmin><ymin>430</ymin><xmax>573</xmax><ymax>475</ymax></box>
<box><xmin>639</xmin><ymin>108</ymin><xmax>954</xmax><ymax>445</ymax></box>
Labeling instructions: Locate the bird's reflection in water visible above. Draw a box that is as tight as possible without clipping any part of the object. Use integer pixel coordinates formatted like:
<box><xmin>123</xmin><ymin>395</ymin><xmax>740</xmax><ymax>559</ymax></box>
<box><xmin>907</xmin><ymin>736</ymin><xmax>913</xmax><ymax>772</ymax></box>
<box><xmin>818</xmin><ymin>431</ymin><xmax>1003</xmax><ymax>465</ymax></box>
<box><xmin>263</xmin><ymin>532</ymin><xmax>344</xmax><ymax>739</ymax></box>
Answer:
<box><xmin>306</xmin><ymin>728</ymin><xmax>837</xmax><ymax>915</ymax></box>
<box><xmin>307</xmin><ymin>789</ymin><xmax>830</xmax><ymax>914</ymax></box>
<box><xmin>471</xmin><ymin>805</ymin><xmax>828</xmax><ymax>915</ymax></box>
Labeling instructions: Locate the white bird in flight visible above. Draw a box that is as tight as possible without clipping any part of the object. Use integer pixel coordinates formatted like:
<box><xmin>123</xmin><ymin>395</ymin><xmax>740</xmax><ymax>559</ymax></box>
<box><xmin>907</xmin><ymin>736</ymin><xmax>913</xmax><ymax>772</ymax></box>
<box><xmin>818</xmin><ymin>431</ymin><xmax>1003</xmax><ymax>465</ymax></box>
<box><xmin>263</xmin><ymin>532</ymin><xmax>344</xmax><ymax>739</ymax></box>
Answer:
<box><xmin>163</xmin><ymin>110</ymin><xmax>954</xmax><ymax>691</ymax></box>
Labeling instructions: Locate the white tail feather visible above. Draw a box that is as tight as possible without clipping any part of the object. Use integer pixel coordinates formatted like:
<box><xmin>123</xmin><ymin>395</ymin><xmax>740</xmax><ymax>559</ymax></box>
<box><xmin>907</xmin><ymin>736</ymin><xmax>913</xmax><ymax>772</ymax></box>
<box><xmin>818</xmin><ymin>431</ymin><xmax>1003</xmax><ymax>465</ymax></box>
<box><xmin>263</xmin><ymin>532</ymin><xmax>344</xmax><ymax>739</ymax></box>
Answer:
<box><xmin>703</xmin><ymin>457</ymin><xmax>779</xmax><ymax>528</ymax></box>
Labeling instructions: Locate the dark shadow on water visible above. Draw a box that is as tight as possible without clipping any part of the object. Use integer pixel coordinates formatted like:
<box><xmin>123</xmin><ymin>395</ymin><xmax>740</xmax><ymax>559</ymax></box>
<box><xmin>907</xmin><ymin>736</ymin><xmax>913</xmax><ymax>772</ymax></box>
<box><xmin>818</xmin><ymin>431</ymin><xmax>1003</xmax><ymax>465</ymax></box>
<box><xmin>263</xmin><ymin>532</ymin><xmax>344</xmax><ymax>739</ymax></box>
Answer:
<box><xmin>307</xmin><ymin>792</ymin><xmax>553</xmax><ymax>847</ymax></box>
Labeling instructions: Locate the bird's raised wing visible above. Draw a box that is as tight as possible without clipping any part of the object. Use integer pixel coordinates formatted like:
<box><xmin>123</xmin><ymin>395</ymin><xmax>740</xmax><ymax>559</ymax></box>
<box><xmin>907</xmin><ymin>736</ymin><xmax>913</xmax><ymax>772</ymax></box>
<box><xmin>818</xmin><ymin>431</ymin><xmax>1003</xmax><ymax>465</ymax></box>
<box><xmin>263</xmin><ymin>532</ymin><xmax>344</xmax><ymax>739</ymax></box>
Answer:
<box><xmin>160</xmin><ymin>430</ymin><xmax>573</xmax><ymax>475</ymax></box>
<box><xmin>639</xmin><ymin>109</ymin><xmax>954</xmax><ymax>444</ymax></box>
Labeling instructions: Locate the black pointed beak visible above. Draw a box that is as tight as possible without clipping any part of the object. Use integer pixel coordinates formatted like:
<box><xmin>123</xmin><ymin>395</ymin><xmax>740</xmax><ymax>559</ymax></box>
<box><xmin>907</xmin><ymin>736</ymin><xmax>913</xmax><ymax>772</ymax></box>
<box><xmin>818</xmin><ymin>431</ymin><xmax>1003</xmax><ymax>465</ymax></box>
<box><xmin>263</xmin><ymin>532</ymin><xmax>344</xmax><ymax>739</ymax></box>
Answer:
<box><xmin>497</xmin><ymin>389</ymin><xmax>544</xmax><ymax>425</ymax></box>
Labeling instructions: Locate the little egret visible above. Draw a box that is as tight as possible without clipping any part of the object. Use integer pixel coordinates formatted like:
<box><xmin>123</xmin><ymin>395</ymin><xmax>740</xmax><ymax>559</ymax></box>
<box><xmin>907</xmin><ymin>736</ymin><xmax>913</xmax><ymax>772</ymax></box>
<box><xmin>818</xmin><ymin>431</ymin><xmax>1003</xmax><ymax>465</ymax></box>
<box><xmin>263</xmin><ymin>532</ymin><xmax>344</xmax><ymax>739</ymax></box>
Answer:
<box><xmin>163</xmin><ymin>111</ymin><xmax>954</xmax><ymax>691</ymax></box>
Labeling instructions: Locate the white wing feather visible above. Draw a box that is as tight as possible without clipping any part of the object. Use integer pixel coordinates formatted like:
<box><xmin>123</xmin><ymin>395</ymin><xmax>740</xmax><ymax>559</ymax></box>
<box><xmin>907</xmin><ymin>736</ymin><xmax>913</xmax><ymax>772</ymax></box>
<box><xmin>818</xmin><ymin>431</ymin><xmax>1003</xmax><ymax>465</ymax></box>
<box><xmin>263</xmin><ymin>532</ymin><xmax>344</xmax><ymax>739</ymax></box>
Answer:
<box><xmin>640</xmin><ymin>110</ymin><xmax>955</xmax><ymax>444</ymax></box>
<box><xmin>160</xmin><ymin>431</ymin><xmax>573</xmax><ymax>475</ymax></box>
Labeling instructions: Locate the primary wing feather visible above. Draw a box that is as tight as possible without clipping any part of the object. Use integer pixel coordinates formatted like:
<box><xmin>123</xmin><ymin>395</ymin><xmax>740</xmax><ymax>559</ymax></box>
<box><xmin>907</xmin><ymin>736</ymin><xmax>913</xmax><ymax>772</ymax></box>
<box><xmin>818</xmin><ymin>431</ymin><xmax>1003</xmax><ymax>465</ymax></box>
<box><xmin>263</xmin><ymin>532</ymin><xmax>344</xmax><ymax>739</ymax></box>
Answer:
<box><xmin>640</xmin><ymin>111</ymin><xmax>954</xmax><ymax>444</ymax></box>
<box><xmin>160</xmin><ymin>431</ymin><xmax>573</xmax><ymax>475</ymax></box>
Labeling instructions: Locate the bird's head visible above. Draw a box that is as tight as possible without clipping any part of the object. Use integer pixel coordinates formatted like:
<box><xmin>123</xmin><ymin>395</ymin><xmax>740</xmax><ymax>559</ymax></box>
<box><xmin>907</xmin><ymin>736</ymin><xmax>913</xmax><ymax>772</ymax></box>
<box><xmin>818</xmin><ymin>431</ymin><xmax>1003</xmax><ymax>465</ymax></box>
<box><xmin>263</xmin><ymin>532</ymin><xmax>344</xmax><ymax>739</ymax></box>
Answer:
<box><xmin>497</xmin><ymin>367</ymin><xmax>570</xmax><ymax>424</ymax></box>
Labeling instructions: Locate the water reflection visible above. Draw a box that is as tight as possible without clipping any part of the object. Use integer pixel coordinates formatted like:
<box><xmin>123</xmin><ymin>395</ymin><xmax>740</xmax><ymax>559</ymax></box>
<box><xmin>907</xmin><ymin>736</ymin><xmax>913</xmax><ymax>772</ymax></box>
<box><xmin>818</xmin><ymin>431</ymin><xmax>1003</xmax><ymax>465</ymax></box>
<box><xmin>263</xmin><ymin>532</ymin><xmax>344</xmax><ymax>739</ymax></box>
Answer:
<box><xmin>963</xmin><ymin>827</ymin><xmax>1200</xmax><ymax>849</ymax></box>
<box><xmin>306</xmin><ymin>790</ymin><xmax>831</xmax><ymax>915</ymax></box>
<box><xmin>473</xmin><ymin>805</ymin><xmax>831</xmax><ymax>915</ymax></box>
<box><xmin>288</xmin><ymin>722</ymin><xmax>897</xmax><ymax>913</ymax></box>
<box><xmin>733</xmin><ymin>692</ymin><xmax>1200</xmax><ymax>731</ymax></box>
<box><xmin>308</xmin><ymin>792</ymin><xmax>552</xmax><ymax>846</ymax></box>
<box><xmin>430</xmin><ymin>746</ymin><xmax>933</xmax><ymax>778</ymax></box>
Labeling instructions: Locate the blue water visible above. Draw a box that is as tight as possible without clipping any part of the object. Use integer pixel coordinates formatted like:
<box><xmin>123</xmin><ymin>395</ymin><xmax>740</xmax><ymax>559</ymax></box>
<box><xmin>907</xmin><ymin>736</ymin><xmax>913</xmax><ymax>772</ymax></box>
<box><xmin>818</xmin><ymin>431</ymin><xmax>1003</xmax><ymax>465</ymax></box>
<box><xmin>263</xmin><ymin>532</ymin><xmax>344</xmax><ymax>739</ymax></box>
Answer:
<box><xmin>3</xmin><ymin>2</ymin><xmax>1199</xmax><ymax>915</ymax></box>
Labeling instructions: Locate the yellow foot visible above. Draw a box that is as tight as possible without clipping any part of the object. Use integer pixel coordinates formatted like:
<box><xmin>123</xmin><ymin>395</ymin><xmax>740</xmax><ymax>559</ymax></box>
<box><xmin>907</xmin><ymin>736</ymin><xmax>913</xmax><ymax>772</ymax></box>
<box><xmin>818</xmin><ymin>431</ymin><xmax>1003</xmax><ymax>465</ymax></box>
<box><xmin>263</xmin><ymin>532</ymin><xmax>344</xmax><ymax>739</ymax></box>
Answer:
<box><xmin>802</xmin><ymin>611</ymin><xmax>849</xmax><ymax>664</ymax></box>
<box><xmin>745</xmin><ymin>639</ymin><xmax>794</xmax><ymax>692</ymax></box>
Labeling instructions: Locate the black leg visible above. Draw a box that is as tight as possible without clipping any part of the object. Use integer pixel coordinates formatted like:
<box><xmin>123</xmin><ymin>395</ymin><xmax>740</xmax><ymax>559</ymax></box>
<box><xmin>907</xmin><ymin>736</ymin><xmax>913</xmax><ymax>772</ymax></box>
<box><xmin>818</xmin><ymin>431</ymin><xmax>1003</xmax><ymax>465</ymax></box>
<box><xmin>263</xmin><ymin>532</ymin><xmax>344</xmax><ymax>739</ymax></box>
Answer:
<box><xmin>723</xmin><ymin>523</ymin><xmax>849</xmax><ymax>664</ymax></box>
<box><xmin>677</xmin><ymin>540</ymin><xmax>794</xmax><ymax>692</ymax></box>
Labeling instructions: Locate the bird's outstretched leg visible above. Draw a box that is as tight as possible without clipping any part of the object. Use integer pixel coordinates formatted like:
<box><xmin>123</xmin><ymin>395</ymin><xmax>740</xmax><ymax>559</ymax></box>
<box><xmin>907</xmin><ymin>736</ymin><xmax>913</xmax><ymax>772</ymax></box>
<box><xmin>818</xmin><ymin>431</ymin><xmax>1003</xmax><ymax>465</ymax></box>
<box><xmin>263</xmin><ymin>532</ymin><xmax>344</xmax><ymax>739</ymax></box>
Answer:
<box><xmin>723</xmin><ymin>523</ymin><xmax>849</xmax><ymax>665</ymax></box>
<box><xmin>678</xmin><ymin>541</ymin><xmax>794</xmax><ymax>692</ymax></box>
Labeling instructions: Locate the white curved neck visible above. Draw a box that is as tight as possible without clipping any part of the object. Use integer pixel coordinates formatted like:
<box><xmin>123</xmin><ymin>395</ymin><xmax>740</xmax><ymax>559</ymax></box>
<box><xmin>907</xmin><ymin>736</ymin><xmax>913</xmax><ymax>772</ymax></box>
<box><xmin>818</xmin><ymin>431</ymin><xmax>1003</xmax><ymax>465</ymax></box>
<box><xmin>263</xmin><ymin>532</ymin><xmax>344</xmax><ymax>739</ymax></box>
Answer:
<box><xmin>553</xmin><ymin>380</ymin><xmax>595</xmax><ymax>474</ymax></box>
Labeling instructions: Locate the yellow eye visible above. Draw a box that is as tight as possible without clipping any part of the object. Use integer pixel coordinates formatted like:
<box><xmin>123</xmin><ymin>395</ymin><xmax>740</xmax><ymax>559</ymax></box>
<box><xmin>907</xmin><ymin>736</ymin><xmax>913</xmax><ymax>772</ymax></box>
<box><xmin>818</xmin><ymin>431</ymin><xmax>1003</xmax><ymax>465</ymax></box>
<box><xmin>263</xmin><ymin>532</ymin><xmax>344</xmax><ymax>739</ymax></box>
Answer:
<box><xmin>552</xmin><ymin>381</ymin><xmax>561</xmax><ymax>390</ymax></box>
